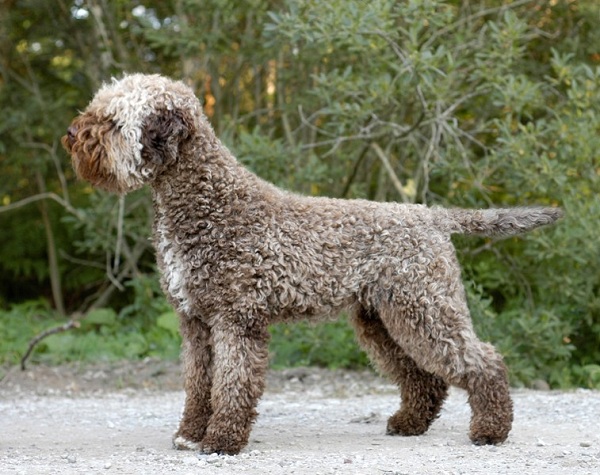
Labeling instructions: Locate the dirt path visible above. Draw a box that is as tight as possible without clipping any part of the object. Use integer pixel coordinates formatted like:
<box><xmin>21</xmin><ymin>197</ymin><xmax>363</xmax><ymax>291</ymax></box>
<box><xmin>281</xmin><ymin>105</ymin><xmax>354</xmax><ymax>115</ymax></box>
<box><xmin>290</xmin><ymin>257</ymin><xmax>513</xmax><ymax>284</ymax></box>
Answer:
<box><xmin>1</xmin><ymin>361</ymin><xmax>599</xmax><ymax>474</ymax></box>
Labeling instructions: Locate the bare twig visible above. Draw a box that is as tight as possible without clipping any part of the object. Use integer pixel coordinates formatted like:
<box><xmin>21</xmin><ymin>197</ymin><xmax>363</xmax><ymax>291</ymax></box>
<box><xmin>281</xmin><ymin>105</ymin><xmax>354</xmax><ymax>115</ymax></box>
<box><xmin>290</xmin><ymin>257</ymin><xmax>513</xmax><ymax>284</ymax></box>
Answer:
<box><xmin>370</xmin><ymin>143</ymin><xmax>410</xmax><ymax>203</ymax></box>
<box><xmin>277</xmin><ymin>50</ymin><xmax>296</xmax><ymax>148</ymax></box>
<box><xmin>59</xmin><ymin>251</ymin><xmax>106</xmax><ymax>270</ymax></box>
<box><xmin>420</xmin><ymin>102</ymin><xmax>443</xmax><ymax>204</ymax></box>
<box><xmin>422</xmin><ymin>0</ymin><xmax>535</xmax><ymax>50</ymax></box>
<box><xmin>35</xmin><ymin>171</ymin><xmax>66</xmax><ymax>316</ymax></box>
<box><xmin>0</xmin><ymin>192</ymin><xmax>84</xmax><ymax>220</ymax></box>
<box><xmin>23</xmin><ymin>140</ymin><xmax>71</xmax><ymax>204</ymax></box>
<box><xmin>113</xmin><ymin>195</ymin><xmax>125</xmax><ymax>274</ymax></box>
<box><xmin>20</xmin><ymin>317</ymin><xmax>82</xmax><ymax>370</ymax></box>
<box><xmin>77</xmin><ymin>240</ymin><xmax>148</xmax><ymax>314</ymax></box>
<box><xmin>341</xmin><ymin>142</ymin><xmax>372</xmax><ymax>198</ymax></box>
<box><xmin>106</xmin><ymin>251</ymin><xmax>126</xmax><ymax>291</ymax></box>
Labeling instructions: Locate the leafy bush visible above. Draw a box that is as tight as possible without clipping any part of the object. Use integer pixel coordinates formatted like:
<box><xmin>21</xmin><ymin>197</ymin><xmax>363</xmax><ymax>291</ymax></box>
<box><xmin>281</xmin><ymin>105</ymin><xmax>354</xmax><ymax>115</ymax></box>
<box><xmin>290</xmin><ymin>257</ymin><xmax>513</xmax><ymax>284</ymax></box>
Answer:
<box><xmin>0</xmin><ymin>278</ymin><xmax>181</xmax><ymax>368</ymax></box>
<box><xmin>1</xmin><ymin>0</ymin><xmax>599</xmax><ymax>388</ymax></box>
<box><xmin>269</xmin><ymin>317</ymin><xmax>369</xmax><ymax>369</ymax></box>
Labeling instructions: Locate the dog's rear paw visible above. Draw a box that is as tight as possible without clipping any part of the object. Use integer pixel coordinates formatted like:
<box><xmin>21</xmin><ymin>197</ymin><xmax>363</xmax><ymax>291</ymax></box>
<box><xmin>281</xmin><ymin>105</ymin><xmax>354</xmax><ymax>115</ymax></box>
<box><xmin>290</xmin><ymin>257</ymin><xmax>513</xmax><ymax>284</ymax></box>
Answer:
<box><xmin>200</xmin><ymin>432</ymin><xmax>246</xmax><ymax>455</ymax></box>
<box><xmin>469</xmin><ymin>414</ymin><xmax>511</xmax><ymax>446</ymax></box>
<box><xmin>469</xmin><ymin>429</ymin><xmax>509</xmax><ymax>446</ymax></box>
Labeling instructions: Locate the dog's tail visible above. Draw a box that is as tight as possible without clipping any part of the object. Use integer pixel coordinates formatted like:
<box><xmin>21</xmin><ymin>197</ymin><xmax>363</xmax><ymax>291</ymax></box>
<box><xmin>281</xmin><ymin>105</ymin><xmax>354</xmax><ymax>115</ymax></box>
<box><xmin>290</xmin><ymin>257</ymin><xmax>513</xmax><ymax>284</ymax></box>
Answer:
<box><xmin>436</xmin><ymin>207</ymin><xmax>563</xmax><ymax>237</ymax></box>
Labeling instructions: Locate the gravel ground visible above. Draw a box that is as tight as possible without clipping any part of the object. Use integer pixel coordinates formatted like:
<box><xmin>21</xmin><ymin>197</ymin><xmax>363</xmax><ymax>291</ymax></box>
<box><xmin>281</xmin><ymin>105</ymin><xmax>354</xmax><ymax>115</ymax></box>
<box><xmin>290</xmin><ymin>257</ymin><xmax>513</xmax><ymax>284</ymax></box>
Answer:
<box><xmin>1</xmin><ymin>361</ymin><xmax>599</xmax><ymax>474</ymax></box>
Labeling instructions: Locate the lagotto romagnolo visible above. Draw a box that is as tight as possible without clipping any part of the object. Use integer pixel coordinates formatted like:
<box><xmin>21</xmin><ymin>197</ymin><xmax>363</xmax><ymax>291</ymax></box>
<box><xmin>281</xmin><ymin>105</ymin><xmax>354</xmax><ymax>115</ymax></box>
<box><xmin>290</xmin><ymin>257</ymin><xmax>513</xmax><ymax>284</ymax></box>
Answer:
<box><xmin>63</xmin><ymin>73</ymin><xmax>562</xmax><ymax>455</ymax></box>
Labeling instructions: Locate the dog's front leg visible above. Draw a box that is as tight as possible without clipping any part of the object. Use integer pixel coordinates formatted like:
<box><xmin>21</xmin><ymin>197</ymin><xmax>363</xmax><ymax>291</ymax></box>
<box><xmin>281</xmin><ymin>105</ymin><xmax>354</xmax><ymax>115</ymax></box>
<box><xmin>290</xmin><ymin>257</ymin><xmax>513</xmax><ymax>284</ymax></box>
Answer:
<box><xmin>200</xmin><ymin>319</ymin><xmax>270</xmax><ymax>455</ymax></box>
<box><xmin>173</xmin><ymin>317</ymin><xmax>213</xmax><ymax>450</ymax></box>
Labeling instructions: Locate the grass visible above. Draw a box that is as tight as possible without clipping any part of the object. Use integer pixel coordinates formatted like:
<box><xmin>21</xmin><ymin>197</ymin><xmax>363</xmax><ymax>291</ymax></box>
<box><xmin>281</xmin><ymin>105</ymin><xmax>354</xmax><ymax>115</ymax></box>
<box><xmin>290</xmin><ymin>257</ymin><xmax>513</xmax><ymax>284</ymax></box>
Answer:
<box><xmin>0</xmin><ymin>299</ymin><xmax>368</xmax><ymax>372</ymax></box>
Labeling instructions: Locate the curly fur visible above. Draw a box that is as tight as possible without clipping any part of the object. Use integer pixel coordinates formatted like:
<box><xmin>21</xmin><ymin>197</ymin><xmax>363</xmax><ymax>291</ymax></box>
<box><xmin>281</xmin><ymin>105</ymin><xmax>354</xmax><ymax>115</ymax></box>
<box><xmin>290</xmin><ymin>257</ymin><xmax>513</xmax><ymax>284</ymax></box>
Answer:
<box><xmin>63</xmin><ymin>73</ymin><xmax>562</xmax><ymax>455</ymax></box>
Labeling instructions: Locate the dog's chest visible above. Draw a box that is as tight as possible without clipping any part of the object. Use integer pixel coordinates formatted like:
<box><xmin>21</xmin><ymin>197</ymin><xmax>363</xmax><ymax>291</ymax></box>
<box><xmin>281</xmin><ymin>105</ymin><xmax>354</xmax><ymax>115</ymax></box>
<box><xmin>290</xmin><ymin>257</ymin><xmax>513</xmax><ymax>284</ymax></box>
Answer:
<box><xmin>154</xmin><ymin>215</ymin><xmax>193</xmax><ymax>315</ymax></box>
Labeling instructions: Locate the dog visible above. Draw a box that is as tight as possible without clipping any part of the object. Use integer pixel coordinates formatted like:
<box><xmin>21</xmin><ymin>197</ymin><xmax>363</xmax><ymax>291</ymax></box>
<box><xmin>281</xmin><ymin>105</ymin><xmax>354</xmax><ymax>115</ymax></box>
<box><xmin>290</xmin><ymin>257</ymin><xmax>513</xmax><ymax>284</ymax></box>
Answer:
<box><xmin>63</xmin><ymin>73</ymin><xmax>562</xmax><ymax>454</ymax></box>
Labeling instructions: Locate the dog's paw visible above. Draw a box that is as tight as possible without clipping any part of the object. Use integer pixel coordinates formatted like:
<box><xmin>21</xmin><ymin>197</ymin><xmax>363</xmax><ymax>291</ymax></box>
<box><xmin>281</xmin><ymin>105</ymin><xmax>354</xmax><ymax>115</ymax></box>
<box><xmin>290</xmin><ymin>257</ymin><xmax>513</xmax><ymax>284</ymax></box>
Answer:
<box><xmin>469</xmin><ymin>426</ymin><xmax>510</xmax><ymax>446</ymax></box>
<box><xmin>470</xmin><ymin>433</ymin><xmax>507</xmax><ymax>446</ymax></box>
<box><xmin>386</xmin><ymin>411</ymin><xmax>431</xmax><ymax>436</ymax></box>
<box><xmin>173</xmin><ymin>435</ymin><xmax>201</xmax><ymax>451</ymax></box>
<box><xmin>200</xmin><ymin>433</ymin><xmax>245</xmax><ymax>456</ymax></box>
<box><xmin>469</xmin><ymin>414</ymin><xmax>511</xmax><ymax>446</ymax></box>
<box><xmin>469</xmin><ymin>410</ymin><xmax>513</xmax><ymax>445</ymax></box>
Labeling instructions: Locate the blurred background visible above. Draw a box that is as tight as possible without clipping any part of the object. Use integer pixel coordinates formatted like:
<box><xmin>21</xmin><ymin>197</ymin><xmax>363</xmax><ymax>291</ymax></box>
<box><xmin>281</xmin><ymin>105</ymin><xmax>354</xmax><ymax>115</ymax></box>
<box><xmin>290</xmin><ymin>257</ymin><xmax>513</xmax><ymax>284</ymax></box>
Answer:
<box><xmin>0</xmin><ymin>0</ymin><xmax>598</xmax><ymax>388</ymax></box>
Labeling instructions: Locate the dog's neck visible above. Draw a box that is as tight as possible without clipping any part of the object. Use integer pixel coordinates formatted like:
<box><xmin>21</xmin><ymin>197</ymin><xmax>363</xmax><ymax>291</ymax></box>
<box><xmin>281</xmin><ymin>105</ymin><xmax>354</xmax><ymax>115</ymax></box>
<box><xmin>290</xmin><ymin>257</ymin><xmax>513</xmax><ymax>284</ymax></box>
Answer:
<box><xmin>150</xmin><ymin>126</ymin><xmax>281</xmax><ymax>232</ymax></box>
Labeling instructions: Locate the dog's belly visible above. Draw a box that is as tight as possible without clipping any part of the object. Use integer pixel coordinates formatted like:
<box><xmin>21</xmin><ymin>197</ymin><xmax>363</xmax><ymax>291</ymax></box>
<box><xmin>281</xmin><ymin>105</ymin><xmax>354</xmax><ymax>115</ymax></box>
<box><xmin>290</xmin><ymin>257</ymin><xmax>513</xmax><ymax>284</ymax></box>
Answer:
<box><xmin>266</xmin><ymin>271</ymin><xmax>360</xmax><ymax>323</ymax></box>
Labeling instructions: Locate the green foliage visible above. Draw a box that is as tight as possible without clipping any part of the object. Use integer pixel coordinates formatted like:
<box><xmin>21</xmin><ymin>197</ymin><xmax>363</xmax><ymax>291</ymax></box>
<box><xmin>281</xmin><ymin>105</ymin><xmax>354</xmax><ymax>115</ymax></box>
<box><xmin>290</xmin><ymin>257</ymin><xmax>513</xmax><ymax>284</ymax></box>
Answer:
<box><xmin>0</xmin><ymin>300</ymin><xmax>57</xmax><ymax>366</ymax></box>
<box><xmin>1</xmin><ymin>0</ymin><xmax>599</xmax><ymax>387</ymax></box>
<box><xmin>465</xmin><ymin>281</ymin><xmax>576</xmax><ymax>387</ymax></box>
<box><xmin>0</xmin><ymin>277</ymin><xmax>181</xmax><ymax>367</ymax></box>
<box><xmin>232</xmin><ymin>128</ymin><xmax>330</xmax><ymax>195</ymax></box>
<box><xmin>269</xmin><ymin>317</ymin><xmax>369</xmax><ymax>370</ymax></box>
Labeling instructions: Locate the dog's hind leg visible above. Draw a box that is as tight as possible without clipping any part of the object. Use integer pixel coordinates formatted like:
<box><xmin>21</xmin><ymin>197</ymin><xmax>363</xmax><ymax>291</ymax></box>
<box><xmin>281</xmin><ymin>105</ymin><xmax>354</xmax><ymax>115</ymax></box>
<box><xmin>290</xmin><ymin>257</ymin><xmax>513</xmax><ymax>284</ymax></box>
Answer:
<box><xmin>173</xmin><ymin>317</ymin><xmax>214</xmax><ymax>450</ymax></box>
<box><xmin>378</xmin><ymin>282</ymin><xmax>513</xmax><ymax>445</ymax></box>
<box><xmin>200</xmin><ymin>316</ymin><xmax>270</xmax><ymax>455</ymax></box>
<box><xmin>351</xmin><ymin>306</ymin><xmax>449</xmax><ymax>436</ymax></box>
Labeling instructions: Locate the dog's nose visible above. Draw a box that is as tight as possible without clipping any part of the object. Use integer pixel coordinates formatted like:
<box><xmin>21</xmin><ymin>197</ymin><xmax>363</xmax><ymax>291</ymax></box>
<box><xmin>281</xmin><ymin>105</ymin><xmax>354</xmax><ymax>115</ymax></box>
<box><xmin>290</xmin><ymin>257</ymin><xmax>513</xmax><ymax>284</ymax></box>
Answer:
<box><xmin>67</xmin><ymin>125</ymin><xmax>78</xmax><ymax>145</ymax></box>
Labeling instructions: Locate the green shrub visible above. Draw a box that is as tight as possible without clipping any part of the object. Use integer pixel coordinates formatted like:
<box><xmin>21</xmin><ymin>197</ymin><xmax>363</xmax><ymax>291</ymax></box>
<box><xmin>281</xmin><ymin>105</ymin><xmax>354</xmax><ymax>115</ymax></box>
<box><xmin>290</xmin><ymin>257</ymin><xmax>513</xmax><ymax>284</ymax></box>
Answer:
<box><xmin>0</xmin><ymin>278</ymin><xmax>182</xmax><ymax>368</ymax></box>
<box><xmin>2</xmin><ymin>0</ymin><xmax>599</xmax><ymax>389</ymax></box>
<box><xmin>269</xmin><ymin>317</ymin><xmax>369</xmax><ymax>369</ymax></box>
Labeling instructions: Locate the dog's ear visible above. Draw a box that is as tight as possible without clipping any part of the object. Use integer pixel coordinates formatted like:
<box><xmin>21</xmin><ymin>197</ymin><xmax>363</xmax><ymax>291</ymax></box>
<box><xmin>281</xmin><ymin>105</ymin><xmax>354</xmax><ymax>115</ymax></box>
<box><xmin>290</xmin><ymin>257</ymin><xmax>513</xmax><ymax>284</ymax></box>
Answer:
<box><xmin>141</xmin><ymin>109</ymin><xmax>192</xmax><ymax>166</ymax></box>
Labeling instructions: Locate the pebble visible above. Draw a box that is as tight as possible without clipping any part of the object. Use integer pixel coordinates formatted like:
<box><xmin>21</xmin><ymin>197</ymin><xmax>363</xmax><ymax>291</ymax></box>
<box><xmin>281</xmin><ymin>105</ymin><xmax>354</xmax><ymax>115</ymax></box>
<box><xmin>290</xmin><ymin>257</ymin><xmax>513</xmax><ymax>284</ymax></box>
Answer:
<box><xmin>3</xmin><ymin>370</ymin><xmax>600</xmax><ymax>474</ymax></box>
<box><xmin>531</xmin><ymin>379</ymin><xmax>551</xmax><ymax>391</ymax></box>
<box><xmin>182</xmin><ymin>456</ymin><xmax>199</xmax><ymax>465</ymax></box>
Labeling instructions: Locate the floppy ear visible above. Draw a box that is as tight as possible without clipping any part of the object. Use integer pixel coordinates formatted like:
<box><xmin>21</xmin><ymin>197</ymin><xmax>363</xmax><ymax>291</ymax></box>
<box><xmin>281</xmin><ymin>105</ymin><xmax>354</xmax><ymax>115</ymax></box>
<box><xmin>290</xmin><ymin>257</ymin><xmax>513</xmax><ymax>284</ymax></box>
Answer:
<box><xmin>141</xmin><ymin>109</ymin><xmax>192</xmax><ymax>165</ymax></box>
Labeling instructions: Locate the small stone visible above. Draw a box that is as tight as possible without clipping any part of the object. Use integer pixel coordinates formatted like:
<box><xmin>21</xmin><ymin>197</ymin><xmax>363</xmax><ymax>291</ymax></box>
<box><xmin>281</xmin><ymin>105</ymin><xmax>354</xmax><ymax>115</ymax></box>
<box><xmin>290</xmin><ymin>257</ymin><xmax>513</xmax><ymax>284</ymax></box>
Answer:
<box><xmin>104</xmin><ymin>462</ymin><xmax>112</xmax><ymax>469</ymax></box>
<box><xmin>580</xmin><ymin>441</ymin><xmax>592</xmax><ymax>448</ymax></box>
<box><xmin>67</xmin><ymin>455</ymin><xmax>77</xmax><ymax>464</ymax></box>
<box><xmin>350</xmin><ymin>412</ymin><xmax>380</xmax><ymax>424</ymax></box>
<box><xmin>531</xmin><ymin>379</ymin><xmax>551</xmax><ymax>391</ymax></box>
<box><xmin>182</xmin><ymin>456</ymin><xmax>198</xmax><ymax>465</ymax></box>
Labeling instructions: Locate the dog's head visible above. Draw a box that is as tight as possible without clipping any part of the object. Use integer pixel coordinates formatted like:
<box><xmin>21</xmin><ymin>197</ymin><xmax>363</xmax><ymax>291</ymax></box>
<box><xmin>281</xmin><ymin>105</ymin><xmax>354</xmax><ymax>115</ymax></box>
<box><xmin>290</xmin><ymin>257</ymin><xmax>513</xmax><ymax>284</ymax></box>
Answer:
<box><xmin>62</xmin><ymin>74</ymin><xmax>200</xmax><ymax>194</ymax></box>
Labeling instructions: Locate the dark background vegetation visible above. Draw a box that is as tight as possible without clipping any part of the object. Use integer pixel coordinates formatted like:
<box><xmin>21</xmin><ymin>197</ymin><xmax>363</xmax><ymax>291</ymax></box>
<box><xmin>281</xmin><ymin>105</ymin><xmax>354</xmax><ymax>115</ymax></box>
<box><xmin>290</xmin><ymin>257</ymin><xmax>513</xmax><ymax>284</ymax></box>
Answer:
<box><xmin>0</xmin><ymin>0</ymin><xmax>599</xmax><ymax>388</ymax></box>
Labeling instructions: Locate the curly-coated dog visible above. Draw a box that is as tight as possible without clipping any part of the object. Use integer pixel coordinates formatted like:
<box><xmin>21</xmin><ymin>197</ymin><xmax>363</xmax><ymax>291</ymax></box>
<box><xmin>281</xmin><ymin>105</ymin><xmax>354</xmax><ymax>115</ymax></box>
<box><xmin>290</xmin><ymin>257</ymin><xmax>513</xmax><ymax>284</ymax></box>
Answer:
<box><xmin>63</xmin><ymin>74</ymin><xmax>561</xmax><ymax>455</ymax></box>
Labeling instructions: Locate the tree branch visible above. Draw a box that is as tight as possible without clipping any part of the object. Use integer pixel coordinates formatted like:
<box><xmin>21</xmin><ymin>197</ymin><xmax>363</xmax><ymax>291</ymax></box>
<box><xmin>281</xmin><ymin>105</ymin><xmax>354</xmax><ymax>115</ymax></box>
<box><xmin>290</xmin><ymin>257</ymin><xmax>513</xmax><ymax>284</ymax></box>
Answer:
<box><xmin>0</xmin><ymin>192</ymin><xmax>84</xmax><ymax>219</ymax></box>
<box><xmin>20</xmin><ymin>317</ymin><xmax>81</xmax><ymax>370</ymax></box>
<box><xmin>370</xmin><ymin>143</ymin><xmax>410</xmax><ymax>203</ymax></box>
